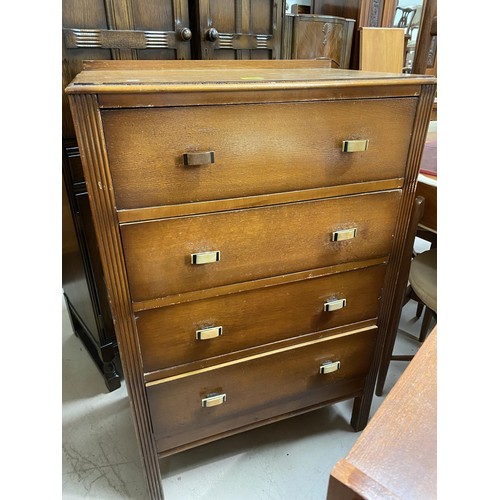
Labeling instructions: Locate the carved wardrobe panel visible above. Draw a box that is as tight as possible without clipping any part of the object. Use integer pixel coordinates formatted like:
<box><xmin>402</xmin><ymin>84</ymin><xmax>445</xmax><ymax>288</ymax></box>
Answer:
<box><xmin>192</xmin><ymin>0</ymin><xmax>285</xmax><ymax>59</ymax></box>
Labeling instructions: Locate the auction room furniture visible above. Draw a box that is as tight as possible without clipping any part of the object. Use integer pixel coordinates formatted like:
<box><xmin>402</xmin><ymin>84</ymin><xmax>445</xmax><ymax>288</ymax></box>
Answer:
<box><xmin>328</xmin><ymin>326</ymin><xmax>437</xmax><ymax>499</ymax></box>
<box><xmin>412</xmin><ymin>171</ymin><xmax>437</xmax><ymax>340</ymax></box>
<box><xmin>376</xmin><ymin>170</ymin><xmax>437</xmax><ymax>395</ymax></box>
<box><xmin>311</xmin><ymin>0</ymin><xmax>400</xmax><ymax>68</ymax></box>
<box><xmin>66</xmin><ymin>59</ymin><xmax>436</xmax><ymax>499</ymax></box>
<box><xmin>393</xmin><ymin>5</ymin><xmax>421</xmax><ymax>71</ymax></box>
<box><xmin>359</xmin><ymin>27</ymin><xmax>405</xmax><ymax>73</ymax></box>
<box><xmin>412</xmin><ymin>0</ymin><xmax>437</xmax><ymax>76</ymax></box>
<box><xmin>62</xmin><ymin>0</ymin><xmax>285</xmax><ymax>391</ymax></box>
<box><xmin>282</xmin><ymin>14</ymin><xmax>355</xmax><ymax>67</ymax></box>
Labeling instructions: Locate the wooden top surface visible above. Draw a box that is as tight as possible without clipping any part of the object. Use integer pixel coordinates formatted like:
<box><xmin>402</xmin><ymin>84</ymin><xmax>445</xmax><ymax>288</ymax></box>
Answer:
<box><xmin>329</xmin><ymin>326</ymin><xmax>437</xmax><ymax>499</ymax></box>
<box><xmin>65</xmin><ymin>60</ymin><xmax>436</xmax><ymax>94</ymax></box>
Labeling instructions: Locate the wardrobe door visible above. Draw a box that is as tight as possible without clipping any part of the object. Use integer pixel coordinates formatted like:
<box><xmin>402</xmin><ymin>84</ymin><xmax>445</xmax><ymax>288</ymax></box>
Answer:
<box><xmin>194</xmin><ymin>0</ymin><xmax>284</xmax><ymax>60</ymax></box>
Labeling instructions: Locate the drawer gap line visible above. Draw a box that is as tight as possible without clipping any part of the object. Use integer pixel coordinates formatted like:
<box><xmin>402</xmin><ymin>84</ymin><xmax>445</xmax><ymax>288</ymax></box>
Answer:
<box><xmin>145</xmin><ymin>325</ymin><xmax>377</xmax><ymax>387</ymax></box>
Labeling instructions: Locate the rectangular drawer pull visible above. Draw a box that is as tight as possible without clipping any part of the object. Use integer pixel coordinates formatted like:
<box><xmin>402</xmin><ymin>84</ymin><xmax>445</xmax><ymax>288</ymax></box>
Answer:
<box><xmin>191</xmin><ymin>251</ymin><xmax>220</xmax><ymax>265</ymax></box>
<box><xmin>202</xmin><ymin>393</ymin><xmax>226</xmax><ymax>408</ymax></box>
<box><xmin>196</xmin><ymin>326</ymin><xmax>223</xmax><ymax>340</ymax></box>
<box><xmin>323</xmin><ymin>298</ymin><xmax>346</xmax><ymax>312</ymax></box>
<box><xmin>342</xmin><ymin>139</ymin><xmax>369</xmax><ymax>152</ymax></box>
<box><xmin>183</xmin><ymin>151</ymin><xmax>215</xmax><ymax>166</ymax></box>
<box><xmin>320</xmin><ymin>360</ymin><xmax>341</xmax><ymax>374</ymax></box>
<box><xmin>332</xmin><ymin>228</ymin><xmax>357</xmax><ymax>241</ymax></box>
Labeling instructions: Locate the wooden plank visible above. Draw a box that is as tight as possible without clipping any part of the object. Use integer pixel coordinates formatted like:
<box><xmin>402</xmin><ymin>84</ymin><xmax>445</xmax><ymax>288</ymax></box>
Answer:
<box><xmin>327</xmin><ymin>327</ymin><xmax>437</xmax><ymax>499</ymax></box>
<box><xmin>359</xmin><ymin>27</ymin><xmax>405</xmax><ymax>73</ymax></box>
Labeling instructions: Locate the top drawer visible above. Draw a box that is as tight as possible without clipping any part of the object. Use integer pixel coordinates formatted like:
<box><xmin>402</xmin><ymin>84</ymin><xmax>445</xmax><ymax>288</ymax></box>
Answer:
<box><xmin>102</xmin><ymin>98</ymin><xmax>416</xmax><ymax>209</ymax></box>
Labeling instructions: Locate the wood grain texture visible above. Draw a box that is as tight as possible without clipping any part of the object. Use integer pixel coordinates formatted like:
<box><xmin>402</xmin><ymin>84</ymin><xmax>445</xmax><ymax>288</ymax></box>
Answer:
<box><xmin>101</xmin><ymin>98</ymin><xmax>416</xmax><ymax>209</ymax></box>
<box><xmin>116</xmin><ymin>179</ymin><xmax>404</xmax><ymax>223</ymax></box>
<box><xmin>194</xmin><ymin>0</ymin><xmax>283</xmax><ymax>60</ymax></box>
<box><xmin>66</xmin><ymin>63</ymin><xmax>435</xmax><ymax>94</ymax></box>
<box><xmin>290</xmin><ymin>15</ymin><xmax>354</xmax><ymax>67</ymax></box>
<box><xmin>148</xmin><ymin>327</ymin><xmax>377</xmax><ymax>454</ymax></box>
<box><xmin>136</xmin><ymin>264</ymin><xmax>387</xmax><ymax>372</ymax></box>
<box><xmin>312</xmin><ymin>0</ymin><xmax>384</xmax><ymax>68</ymax></box>
<box><xmin>133</xmin><ymin>257</ymin><xmax>388</xmax><ymax>313</ymax></box>
<box><xmin>359</xmin><ymin>27</ymin><xmax>405</xmax><ymax>73</ymax></box>
<box><xmin>120</xmin><ymin>190</ymin><xmax>401</xmax><ymax>301</ymax></box>
<box><xmin>68</xmin><ymin>94</ymin><xmax>164</xmax><ymax>500</ymax></box>
<box><xmin>97</xmin><ymin>83</ymin><xmax>423</xmax><ymax>109</ymax></box>
<box><xmin>350</xmin><ymin>82</ymin><xmax>436</xmax><ymax>431</ymax></box>
<box><xmin>328</xmin><ymin>327</ymin><xmax>437</xmax><ymax>499</ymax></box>
<box><xmin>82</xmin><ymin>58</ymin><xmax>333</xmax><ymax>70</ymax></box>
<box><xmin>66</xmin><ymin>62</ymin><xmax>437</xmax><ymax>499</ymax></box>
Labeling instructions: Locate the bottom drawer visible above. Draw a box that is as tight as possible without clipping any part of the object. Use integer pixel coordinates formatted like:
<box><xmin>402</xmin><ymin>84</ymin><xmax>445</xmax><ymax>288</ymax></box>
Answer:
<box><xmin>147</xmin><ymin>326</ymin><xmax>377</xmax><ymax>454</ymax></box>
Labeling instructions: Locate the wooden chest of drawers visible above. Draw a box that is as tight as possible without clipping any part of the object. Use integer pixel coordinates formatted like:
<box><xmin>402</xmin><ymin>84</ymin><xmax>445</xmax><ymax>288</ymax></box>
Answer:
<box><xmin>66</xmin><ymin>59</ymin><xmax>436</xmax><ymax>499</ymax></box>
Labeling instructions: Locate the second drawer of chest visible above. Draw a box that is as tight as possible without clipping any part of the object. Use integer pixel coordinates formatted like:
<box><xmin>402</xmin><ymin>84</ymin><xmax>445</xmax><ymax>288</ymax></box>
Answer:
<box><xmin>137</xmin><ymin>264</ymin><xmax>386</xmax><ymax>373</ymax></box>
<box><xmin>146</xmin><ymin>326</ymin><xmax>377</xmax><ymax>454</ymax></box>
<box><xmin>121</xmin><ymin>190</ymin><xmax>401</xmax><ymax>301</ymax></box>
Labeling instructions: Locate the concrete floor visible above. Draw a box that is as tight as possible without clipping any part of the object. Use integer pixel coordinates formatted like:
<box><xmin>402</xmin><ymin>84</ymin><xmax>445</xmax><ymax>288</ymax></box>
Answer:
<box><xmin>62</xmin><ymin>287</ymin><xmax>431</xmax><ymax>499</ymax></box>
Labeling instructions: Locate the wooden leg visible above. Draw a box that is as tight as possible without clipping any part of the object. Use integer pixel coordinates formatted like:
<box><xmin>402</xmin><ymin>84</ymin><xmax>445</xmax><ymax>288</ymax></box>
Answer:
<box><xmin>416</xmin><ymin>301</ymin><xmax>424</xmax><ymax>319</ymax></box>
<box><xmin>65</xmin><ymin>294</ymin><xmax>122</xmax><ymax>392</ymax></box>
<box><xmin>350</xmin><ymin>395</ymin><xmax>369</xmax><ymax>432</ymax></box>
<box><xmin>419</xmin><ymin>307</ymin><xmax>434</xmax><ymax>342</ymax></box>
<box><xmin>376</xmin><ymin>197</ymin><xmax>426</xmax><ymax>397</ymax></box>
<box><xmin>375</xmin><ymin>313</ymin><xmax>400</xmax><ymax>397</ymax></box>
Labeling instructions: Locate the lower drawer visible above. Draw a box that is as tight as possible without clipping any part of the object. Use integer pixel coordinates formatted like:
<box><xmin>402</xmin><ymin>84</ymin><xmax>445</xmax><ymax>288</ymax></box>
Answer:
<box><xmin>137</xmin><ymin>264</ymin><xmax>386</xmax><ymax>373</ymax></box>
<box><xmin>146</xmin><ymin>326</ymin><xmax>377</xmax><ymax>454</ymax></box>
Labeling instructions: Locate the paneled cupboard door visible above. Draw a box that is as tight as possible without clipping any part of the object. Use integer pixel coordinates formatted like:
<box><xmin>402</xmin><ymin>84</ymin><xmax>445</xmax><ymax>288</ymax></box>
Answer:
<box><xmin>62</xmin><ymin>0</ymin><xmax>191</xmax><ymax>137</ymax></box>
<box><xmin>193</xmin><ymin>0</ymin><xmax>285</xmax><ymax>59</ymax></box>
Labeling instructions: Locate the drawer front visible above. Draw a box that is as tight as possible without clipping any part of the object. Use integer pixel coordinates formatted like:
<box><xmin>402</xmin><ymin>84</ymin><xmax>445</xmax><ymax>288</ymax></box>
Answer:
<box><xmin>121</xmin><ymin>190</ymin><xmax>401</xmax><ymax>301</ymax></box>
<box><xmin>102</xmin><ymin>98</ymin><xmax>416</xmax><ymax>209</ymax></box>
<box><xmin>137</xmin><ymin>265</ymin><xmax>386</xmax><ymax>373</ymax></box>
<box><xmin>147</xmin><ymin>327</ymin><xmax>377</xmax><ymax>453</ymax></box>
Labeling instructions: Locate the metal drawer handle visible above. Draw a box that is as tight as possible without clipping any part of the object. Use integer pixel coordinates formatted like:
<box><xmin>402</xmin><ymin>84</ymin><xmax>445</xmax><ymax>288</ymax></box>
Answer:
<box><xmin>183</xmin><ymin>151</ymin><xmax>215</xmax><ymax>166</ymax></box>
<box><xmin>191</xmin><ymin>251</ymin><xmax>220</xmax><ymax>265</ymax></box>
<box><xmin>202</xmin><ymin>393</ymin><xmax>226</xmax><ymax>407</ymax></box>
<box><xmin>342</xmin><ymin>140</ymin><xmax>369</xmax><ymax>152</ymax></box>
<box><xmin>332</xmin><ymin>228</ymin><xmax>357</xmax><ymax>241</ymax></box>
<box><xmin>323</xmin><ymin>299</ymin><xmax>346</xmax><ymax>312</ymax></box>
<box><xmin>320</xmin><ymin>361</ymin><xmax>341</xmax><ymax>374</ymax></box>
<box><xmin>196</xmin><ymin>326</ymin><xmax>223</xmax><ymax>341</ymax></box>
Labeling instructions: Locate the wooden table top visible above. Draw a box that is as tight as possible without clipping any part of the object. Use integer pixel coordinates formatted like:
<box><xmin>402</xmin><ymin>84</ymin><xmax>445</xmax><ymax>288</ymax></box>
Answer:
<box><xmin>327</xmin><ymin>327</ymin><xmax>437</xmax><ymax>499</ymax></box>
<box><xmin>65</xmin><ymin>59</ymin><xmax>435</xmax><ymax>94</ymax></box>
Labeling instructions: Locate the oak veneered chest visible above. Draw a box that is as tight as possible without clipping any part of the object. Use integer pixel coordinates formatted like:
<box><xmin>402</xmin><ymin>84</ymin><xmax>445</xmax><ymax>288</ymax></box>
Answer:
<box><xmin>66</xmin><ymin>59</ymin><xmax>436</xmax><ymax>499</ymax></box>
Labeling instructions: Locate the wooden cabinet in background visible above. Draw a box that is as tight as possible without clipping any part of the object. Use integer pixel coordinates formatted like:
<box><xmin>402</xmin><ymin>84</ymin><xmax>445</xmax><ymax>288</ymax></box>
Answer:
<box><xmin>282</xmin><ymin>14</ymin><xmax>355</xmax><ymax>66</ymax></box>
<box><xmin>191</xmin><ymin>0</ymin><xmax>285</xmax><ymax>60</ymax></box>
<box><xmin>312</xmin><ymin>0</ymin><xmax>397</xmax><ymax>68</ymax></box>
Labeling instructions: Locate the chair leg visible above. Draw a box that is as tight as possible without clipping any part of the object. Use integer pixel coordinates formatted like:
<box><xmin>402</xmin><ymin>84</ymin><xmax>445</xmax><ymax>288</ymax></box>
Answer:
<box><xmin>416</xmin><ymin>301</ymin><xmax>424</xmax><ymax>319</ymax></box>
<box><xmin>375</xmin><ymin>301</ymin><xmax>403</xmax><ymax>397</ymax></box>
<box><xmin>376</xmin><ymin>330</ymin><xmax>397</xmax><ymax>396</ymax></box>
<box><xmin>419</xmin><ymin>307</ymin><xmax>434</xmax><ymax>342</ymax></box>
<box><xmin>376</xmin><ymin>196</ymin><xmax>425</xmax><ymax>396</ymax></box>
